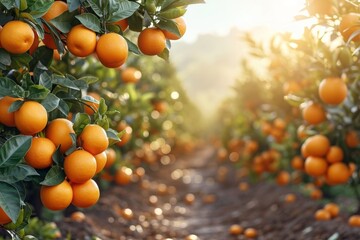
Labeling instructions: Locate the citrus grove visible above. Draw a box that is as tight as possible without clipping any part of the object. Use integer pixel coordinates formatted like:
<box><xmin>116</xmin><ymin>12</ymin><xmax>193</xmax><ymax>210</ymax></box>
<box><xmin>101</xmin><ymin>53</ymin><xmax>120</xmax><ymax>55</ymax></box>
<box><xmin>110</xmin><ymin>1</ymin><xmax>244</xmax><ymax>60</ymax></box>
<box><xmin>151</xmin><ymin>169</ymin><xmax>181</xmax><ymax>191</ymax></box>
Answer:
<box><xmin>216</xmin><ymin>0</ymin><xmax>360</xmax><ymax>229</ymax></box>
<box><xmin>0</xmin><ymin>0</ymin><xmax>203</xmax><ymax>238</ymax></box>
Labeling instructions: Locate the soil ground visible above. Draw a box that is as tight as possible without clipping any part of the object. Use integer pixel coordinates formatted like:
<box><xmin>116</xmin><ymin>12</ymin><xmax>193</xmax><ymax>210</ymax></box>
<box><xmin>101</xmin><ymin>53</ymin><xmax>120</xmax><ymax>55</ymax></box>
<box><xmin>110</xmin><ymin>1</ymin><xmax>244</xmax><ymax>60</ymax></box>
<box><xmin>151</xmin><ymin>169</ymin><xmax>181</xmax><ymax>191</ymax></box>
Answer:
<box><xmin>57</xmin><ymin>146</ymin><xmax>360</xmax><ymax>240</ymax></box>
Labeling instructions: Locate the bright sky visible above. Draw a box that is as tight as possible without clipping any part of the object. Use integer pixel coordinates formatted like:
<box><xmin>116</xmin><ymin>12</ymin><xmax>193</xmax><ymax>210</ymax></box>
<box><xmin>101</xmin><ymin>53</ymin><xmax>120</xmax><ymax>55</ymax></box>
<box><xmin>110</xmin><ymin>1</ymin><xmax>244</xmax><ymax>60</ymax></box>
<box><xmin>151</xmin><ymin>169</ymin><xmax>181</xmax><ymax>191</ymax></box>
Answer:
<box><xmin>182</xmin><ymin>0</ymin><xmax>306</xmax><ymax>42</ymax></box>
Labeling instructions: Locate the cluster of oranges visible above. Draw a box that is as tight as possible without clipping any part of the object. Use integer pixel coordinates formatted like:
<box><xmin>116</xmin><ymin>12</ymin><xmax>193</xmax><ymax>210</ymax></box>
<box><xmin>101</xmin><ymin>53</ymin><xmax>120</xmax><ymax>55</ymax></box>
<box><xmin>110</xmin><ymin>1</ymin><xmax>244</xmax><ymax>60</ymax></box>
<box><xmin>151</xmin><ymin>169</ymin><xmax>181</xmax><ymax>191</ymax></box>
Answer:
<box><xmin>0</xmin><ymin>1</ymin><xmax>187</xmax><ymax>69</ymax></box>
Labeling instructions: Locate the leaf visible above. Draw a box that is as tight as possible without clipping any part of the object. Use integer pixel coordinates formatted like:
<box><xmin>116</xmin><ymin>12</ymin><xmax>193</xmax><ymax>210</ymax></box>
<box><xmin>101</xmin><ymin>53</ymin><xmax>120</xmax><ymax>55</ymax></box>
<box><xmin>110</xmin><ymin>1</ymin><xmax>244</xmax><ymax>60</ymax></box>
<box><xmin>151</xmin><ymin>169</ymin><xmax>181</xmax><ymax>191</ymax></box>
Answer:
<box><xmin>27</xmin><ymin>85</ymin><xmax>50</xmax><ymax>100</ymax></box>
<box><xmin>107</xmin><ymin>128</ymin><xmax>120</xmax><ymax>146</ymax></box>
<box><xmin>0</xmin><ymin>49</ymin><xmax>11</xmax><ymax>66</ymax></box>
<box><xmin>8</xmin><ymin>100</ymin><xmax>24</xmax><ymax>113</ymax></box>
<box><xmin>162</xmin><ymin>0</ymin><xmax>205</xmax><ymax>11</ymax></box>
<box><xmin>158</xmin><ymin>47</ymin><xmax>170</xmax><ymax>61</ymax></box>
<box><xmin>10</xmin><ymin>53</ymin><xmax>32</xmax><ymax>70</ymax></box>
<box><xmin>107</xmin><ymin>1</ymin><xmax>140</xmax><ymax>23</ymax></box>
<box><xmin>75</xmin><ymin>13</ymin><xmax>101</xmax><ymax>32</ymax></box>
<box><xmin>73</xmin><ymin>113</ymin><xmax>91</xmax><ymax>135</ymax></box>
<box><xmin>158</xmin><ymin>7</ymin><xmax>186</xmax><ymax>19</ymax></box>
<box><xmin>28</xmin><ymin>0</ymin><xmax>54</xmax><ymax>18</ymax></box>
<box><xmin>52</xmin><ymin>75</ymin><xmax>80</xmax><ymax>90</ymax></box>
<box><xmin>50</xmin><ymin>11</ymin><xmax>77</xmax><ymax>34</ymax></box>
<box><xmin>78</xmin><ymin>76</ymin><xmax>99</xmax><ymax>84</ymax></box>
<box><xmin>0</xmin><ymin>182</ymin><xmax>21</xmax><ymax>223</ymax></box>
<box><xmin>52</xmin><ymin>147</ymin><xmax>64</xmax><ymax>166</ymax></box>
<box><xmin>0</xmin><ymin>164</ymin><xmax>39</xmax><ymax>183</ymax></box>
<box><xmin>38</xmin><ymin>71</ymin><xmax>53</xmax><ymax>90</ymax></box>
<box><xmin>157</xmin><ymin>19</ymin><xmax>180</xmax><ymax>36</ymax></box>
<box><xmin>125</xmin><ymin>37</ymin><xmax>141</xmax><ymax>54</ymax></box>
<box><xmin>40</xmin><ymin>165</ymin><xmax>65</xmax><ymax>186</ymax></box>
<box><xmin>1</xmin><ymin>0</ymin><xmax>19</xmax><ymax>10</ymax></box>
<box><xmin>0</xmin><ymin>135</ymin><xmax>32</xmax><ymax>168</ymax></box>
<box><xmin>67</xmin><ymin>0</ymin><xmax>82</xmax><ymax>12</ymax></box>
<box><xmin>128</xmin><ymin>12</ymin><xmax>144</xmax><ymax>32</ymax></box>
<box><xmin>86</xmin><ymin>0</ymin><xmax>103</xmax><ymax>17</ymax></box>
<box><xmin>98</xmin><ymin>98</ymin><xmax>108</xmax><ymax>115</ymax></box>
<box><xmin>0</xmin><ymin>77</ymin><xmax>25</xmax><ymax>98</ymax></box>
<box><xmin>41</xmin><ymin>93</ymin><xmax>60</xmax><ymax>112</ymax></box>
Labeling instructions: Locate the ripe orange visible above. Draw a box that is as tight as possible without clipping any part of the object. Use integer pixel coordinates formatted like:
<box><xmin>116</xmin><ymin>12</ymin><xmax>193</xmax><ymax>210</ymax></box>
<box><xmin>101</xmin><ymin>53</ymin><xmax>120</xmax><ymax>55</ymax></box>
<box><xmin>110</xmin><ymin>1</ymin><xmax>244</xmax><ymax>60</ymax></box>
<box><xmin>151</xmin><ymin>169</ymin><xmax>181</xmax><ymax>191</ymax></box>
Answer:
<box><xmin>29</xmin><ymin>30</ymin><xmax>40</xmax><ymax>55</ymax></box>
<box><xmin>137</xmin><ymin>28</ymin><xmax>166</xmax><ymax>55</ymax></box>
<box><xmin>121</xmin><ymin>67</ymin><xmax>142</xmax><ymax>84</ymax></box>
<box><xmin>96</xmin><ymin>33</ymin><xmax>128</xmax><ymax>68</ymax></box>
<box><xmin>345</xmin><ymin>130</ymin><xmax>359</xmax><ymax>148</ymax></box>
<box><xmin>310</xmin><ymin>188</ymin><xmax>323</xmax><ymax>200</ymax></box>
<box><xmin>339</xmin><ymin>13</ymin><xmax>360</xmax><ymax>42</ymax></box>
<box><xmin>42</xmin><ymin>1</ymin><xmax>68</xmax><ymax>22</ymax></box>
<box><xmin>104</xmin><ymin>148</ymin><xmax>116</xmax><ymax>169</ymax></box>
<box><xmin>79</xmin><ymin>124</ymin><xmax>109</xmax><ymax>155</ymax></box>
<box><xmin>273</xmin><ymin>118</ymin><xmax>286</xmax><ymax>130</ymax></box>
<box><xmin>71</xmin><ymin>179</ymin><xmax>100</xmax><ymax>208</ymax></box>
<box><xmin>70</xmin><ymin>211</ymin><xmax>86</xmax><ymax>222</ymax></box>
<box><xmin>303</xmin><ymin>135</ymin><xmax>330</xmax><ymax>157</ymax></box>
<box><xmin>323</xmin><ymin>203</ymin><xmax>340</xmax><ymax>218</ymax></box>
<box><xmin>113</xmin><ymin>19</ymin><xmax>129</xmax><ymax>32</ymax></box>
<box><xmin>326</xmin><ymin>162</ymin><xmax>350</xmax><ymax>185</ymax></box>
<box><xmin>0</xmin><ymin>21</ymin><xmax>34</xmax><ymax>54</ymax></box>
<box><xmin>45</xmin><ymin>118</ymin><xmax>75</xmax><ymax>153</ymax></box>
<box><xmin>14</xmin><ymin>101</ymin><xmax>48</xmax><ymax>135</ymax></box>
<box><xmin>0</xmin><ymin>96</ymin><xmax>21</xmax><ymax>127</ymax></box>
<box><xmin>305</xmin><ymin>156</ymin><xmax>328</xmax><ymax>177</ymax></box>
<box><xmin>302</xmin><ymin>101</ymin><xmax>326</xmax><ymax>125</ymax></box>
<box><xmin>314</xmin><ymin>209</ymin><xmax>331</xmax><ymax>221</ymax></box>
<box><xmin>64</xmin><ymin>149</ymin><xmax>97</xmax><ymax>183</ymax></box>
<box><xmin>228</xmin><ymin>224</ymin><xmax>243</xmax><ymax>235</ymax></box>
<box><xmin>116</xmin><ymin>122</ymin><xmax>132</xmax><ymax>147</ymax></box>
<box><xmin>84</xmin><ymin>92</ymin><xmax>100</xmax><ymax>115</ymax></box>
<box><xmin>25</xmin><ymin>137</ymin><xmax>56</xmax><ymax>169</ymax></box>
<box><xmin>276</xmin><ymin>171</ymin><xmax>290</xmax><ymax>186</ymax></box>
<box><xmin>244</xmin><ymin>228</ymin><xmax>257</xmax><ymax>238</ymax></box>
<box><xmin>318</xmin><ymin>77</ymin><xmax>348</xmax><ymax>105</ymax></box>
<box><xmin>162</xmin><ymin>17</ymin><xmax>186</xmax><ymax>40</ymax></box>
<box><xmin>291</xmin><ymin>156</ymin><xmax>304</xmax><ymax>170</ymax></box>
<box><xmin>326</xmin><ymin>146</ymin><xmax>344</xmax><ymax>163</ymax></box>
<box><xmin>66</xmin><ymin>25</ymin><xmax>97</xmax><ymax>57</ymax></box>
<box><xmin>348</xmin><ymin>215</ymin><xmax>360</xmax><ymax>227</ymax></box>
<box><xmin>283</xmin><ymin>81</ymin><xmax>301</xmax><ymax>94</ymax></box>
<box><xmin>114</xmin><ymin>166</ymin><xmax>133</xmax><ymax>185</ymax></box>
<box><xmin>284</xmin><ymin>193</ymin><xmax>296</xmax><ymax>203</ymax></box>
<box><xmin>0</xmin><ymin>207</ymin><xmax>11</xmax><ymax>225</ymax></box>
<box><xmin>153</xmin><ymin>100</ymin><xmax>168</xmax><ymax>113</ymax></box>
<box><xmin>40</xmin><ymin>180</ymin><xmax>73</xmax><ymax>211</ymax></box>
<box><xmin>94</xmin><ymin>151</ymin><xmax>107</xmax><ymax>174</ymax></box>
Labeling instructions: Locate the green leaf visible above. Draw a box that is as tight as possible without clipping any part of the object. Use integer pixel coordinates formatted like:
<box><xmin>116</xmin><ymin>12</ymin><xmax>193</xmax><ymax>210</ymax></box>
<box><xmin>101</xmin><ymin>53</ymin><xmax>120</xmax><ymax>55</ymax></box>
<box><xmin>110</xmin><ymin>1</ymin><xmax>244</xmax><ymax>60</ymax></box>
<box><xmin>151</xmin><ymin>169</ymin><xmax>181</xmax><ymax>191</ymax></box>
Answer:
<box><xmin>78</xmin><ymin>76</ymin><xmax>99</xmax><ymax>84</ymax></box>
<box><xmin>10</xmin><ymin>53</ymin><xmax>32</xmax><ymax>70</ymax></box>
<box><xmin>98</xmin><ymin>98</ymin><xmax>108</xmax><ymax>115</ymax></box>
<box><xmin>42</xmin><ymin>21</ymin><xmax>66</xmax><ymax>54</ymax></box>
<box><xmin>86</xmin><ymin>0</ymin><xmax>103</xmax><ymax>17</ymax></box>
<box><xmin>158</xmin><ymin>47</ymin><xmax>170</xmax><ymax>61</ymax></box>
<box><xmin>28</xmin><ymin>0</ymin><xmax>54</xmax><ymax>18</ymax></box>
<box><xmin>8</xmin><ymin>100</ymin><xmax>24</xmax><ymax>113</ymax></box>
<box><xmin>75</xmin><ymin>13</ymin><xmax>101</xmax><ymax>32</ymax></box>
<box><xmin>157</xmin><ymin>19</ymin><xmax>180</xmax><ymax>36</ymax></box>
<box><xmin>73</xmin><ymin>113</ymin><xmax>91</xmax><ymax>135</ymax></box>
<box><xmin>162</xmin><ymin>0</ymin><xmax>205</xmax><ymax>11</ymax></box>
<box><xmin>41</xmin><ymin>93</ymin><xmax>60</xmax><ymax>112</ymax></box>
<box><xmin>96</xmin><ymin>115</ymin><xmax>109</xmax><ymax>130</ymax></box>
<box><xmin>124</xmin><ymin>37</ymin><xmax>141</xmax><ymax>54</ymax></box>
<box><xmin>50</xmin><ymin>11</ymin><xmax>77</xmax><ymax>34</ymax></box>
<box><xmin>40</xmin><ymin>165</ymin><xmax>65</xmax><ymax>186</ymax></box>
<box><xmin>27</xmin><ymin>85</ymin><xmax>50</xmax><ymax>100</ymax></box>
<box><xmin>0</xmin><ymin>164</ymin><xmax>39</xmax><ymax>183</ymax></box>
<box><xmin>0</xmin><ymin>49</ymin><xmax>11</xmax><ymax>66</ymax></box>
<box><xmin>0</xmin><ymin>182</ymin><xmax>21</xmax><ymax>223</ymax></box>
<box><xmin>0</xmin><ymin>135</ymin><xmax>32</xmax><ymax>168</ymax></box>
<box><xmin>39</xmin><ymin>71</ymin><xmax>53</xmax><ymax>90</ymax></box>
<box><xmin>106</xmin><ymin>128</ymin><xmax>120</xmax><ymax>146</ymax></box>
<box><xmin>67</xmin><ymin>0</ymin><xmax>81</xmax><ymax>12</ymax></box>
<box><xmin>158</xmin><ymin>7</ymin><xmax>186</xmax><ymax>19</ymax></box>
<box><xmin>52</xmin><ymin>147</ymin><xmax>64</xmax><ymax>166</ymax></box>
<box><xmin>108</xmin><ymin>1</ymin><xmax>139</xmax><ymax>23</ymax></box>
<box><xmin>1</xmin><ymin>0</ymin><xmax>19</xmax><ymax>10</ymax></box>
<box><xmin>52</xmin><ymin>75</ymin><xmax>80</xmax><ymax>90</ymax></box>
<box><xmin>0</xmin><ymin>77</ymin><xmax>25</xmax><ymax>98</ymax></box>
<box><xmin>128</xmin><ymin>12</ymin><xmax>144</xmax><ymax>32</ymax></box>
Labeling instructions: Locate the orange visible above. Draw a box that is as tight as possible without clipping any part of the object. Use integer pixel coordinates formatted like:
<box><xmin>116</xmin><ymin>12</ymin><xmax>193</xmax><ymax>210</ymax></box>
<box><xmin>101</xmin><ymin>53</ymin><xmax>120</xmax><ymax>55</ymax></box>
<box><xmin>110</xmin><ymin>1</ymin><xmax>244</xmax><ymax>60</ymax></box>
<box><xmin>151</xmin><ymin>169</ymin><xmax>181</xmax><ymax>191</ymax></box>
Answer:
<box><xmin>29</xmin><ymin>30</ymin><xmax>40</xmax><ymax>55</ymax></box>
<box><xmin>64</xmin><ymin>149</ymin><xmax>97</xmax><ymax>183</ymax></box>
<box><xmin>162</xmin><ymin>17</ymin><xmax>186</xmax><ymax>40</ymax></box>
<box><xmin>291</xmin><ymin>156</ymin><xmax>304</xmax><ymax>170</ymax></box>
<box><xmin>348</xmin><ymin>215</ymin><xmax>360</xmax><ymax>227</ymax></box>
<box><xmin>307</xmin><ymin>0</ymin><xmax>333</xmax><ymax>16</ymax></box>
<box><xmin>14</xmin><ymin>101</ymin><xmax>48</xmax><ymax>135</ymax></box>
<box><xmin>40</xmin><ymin>180</ymin><xmax>73</xmax><ymax>211</ymax></box>
<box><xmin>25</xmin><ymin>137</ymin><xmax>56</xmax><ymax>169</ymax></box>
<box><xmin>94</xmin><ymin>151</ymin><xmax>107</xmax><ymax>174</ymax></box>
<box><xmin>66</xmin><ymin>25</ymin><xmax>97</xmax><ymax>57</ymax></box>
<box><xmin>310</xmin><ymin>188</ymin><xmax>323</xmax><ymax>200</ymax></box>
<box><xmin>244</xmin><ymin>228</ymin><xmax>257</xmax><ymax>238</ymax></box>
<box><xmin>45</xmin><ymin>118</ymin><xmax>75</xmax><ymax>153</ymax></box>
<box><xmin>339</xmin><ymin>13</ymin><xmax>360</xmax><ymax>42</ymax></box>
<box><xmin>79</xmin><ymin>124</ymin><xmax>109</xmax><ymax>155</ymax></box>
<box><xmin>114</xmin><ymin>166</ymin><xmax>133</xmax><ymax>185</ymax></box>
<box><xmin>228</xmin><ymin>224</ymin><xmax>243</xmax><ymax>235</ymax></box>
<box><xmin>121</xmin><ymin>67</ymin><xmax>142</xmax><ymax>84</ymax></box>
<box><xmin>116</xmin><ymin>122</ymin><xmax>132</xmax><ymax>147</ymax></box>
<box><xmin>323</xmin><ymin>203</ymin><xmax>339</xmax><ymax>218</ymax></box>
<box><xmin>276</xmin><ymin>171</ymin><xmax>290</xmax><ymax>186</ymax></box>
<box><xmin>297</xmin><ymin>125</ymin><xmax>308</xmax><ymax>140</ymax></box>
<box><xmin>104</xmin><ymin>148</ymin><xmax>116</xmax><ymax>168</ymax></box>
<box><xmin>345</xmin><ymin>130</ymin><xmax>359</xmax><ymax>148</ymax></box>
<box><xmin>314</xmin><ymin>209</ymin><xmax>331</xmax><ymax>221</ymax></box>
<box><xmin>273</xmin><ymin>118</ymin><xmax>286</xmax><ymax>130</ymax></box>
<box><xmin>302</xmin><ymin>101</ymin><xmax>326</xmax><ymax>125</ymax></box>
<box><xmin>96</xmin><ymin>33</ymin><xmax>128</xmax><ymax>68</ymax></box>
<box><xmin>137</xmin><ymin>28</ymin><xmax>166</xmax><ymax>55</ymax></box>
<box><xmin>284</xmin><ymin>193</ymin><xmax>296</xmax><ymax>203</ymax></box>
<box><xmin>318</xmin><ymin>77</ymin><xmax>348</xmax><ymax>105</ymax></box>
<box><xmin>0</xmin><ymin>96</ymin><xmax>21</xmax><ymax>127</ymax></box>
<box><xmin>326</xmin><ymin>146</ymin><xmax>344</xmax><ymax>163</ymax></box>
<box><xmin>0</xmin><ymin>21</ymin><xmax>34</xmax><ymax>54</ymax></box>
<box><xmin>303</xmin><ymin>135</ymin><xmax>330</xmax><ymax>157</ymax></box>
<box><xmin>84</xmin><ymin>92</ymin><xmax>100</xmax><ymax>115</ymax></box>
<box><xmin>153</xmin><ymin>100</ymin><xmax>168</xmax><ymax>113</ymax></box>
<box><xmin>113</xmin><ymin>19</ymin><xmax>129</xmax><ymax>32</ymax></box>
<box><xmin>71</xmin><ymin>179</ymin><xmax>100</xmax><ymax>208</ymax></box>
<box><xmin>326</xmin><ymin>162</ymin><xmax>350</xmax><ymax>185</ymax></box>
<box><xmin>42</xmin><ymin>1</ymin><xmax>68</xmax><ymax>22</ymax></box>
<box><xmin>70</xmin><ymin>211</ymin><xmax>86</xmax><ymax>222</ymax></box>
<box><xmin>283</xmin><ymin>81</ymin><xmax>301</xmax><ymax>94</ymax></box>
<box><xmin>305</xmin><ymin>156</ymin><xmax>328</xmax><ymax>177</ymax></box>
<box><xmin>0</xmin><ymin>207</ymin><xmax>11</xmax><ymax>225</ymax></box>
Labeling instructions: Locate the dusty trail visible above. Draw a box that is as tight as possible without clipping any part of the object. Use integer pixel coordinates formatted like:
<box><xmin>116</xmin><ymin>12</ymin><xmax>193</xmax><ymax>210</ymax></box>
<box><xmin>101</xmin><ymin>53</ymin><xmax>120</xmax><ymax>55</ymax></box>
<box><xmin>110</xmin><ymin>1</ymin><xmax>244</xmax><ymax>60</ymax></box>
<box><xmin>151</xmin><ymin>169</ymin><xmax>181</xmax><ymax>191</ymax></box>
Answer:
<box><xmin>58</xmin><ymin>146</ymin><xmax>360</xmax><ymax>239</ymax></box>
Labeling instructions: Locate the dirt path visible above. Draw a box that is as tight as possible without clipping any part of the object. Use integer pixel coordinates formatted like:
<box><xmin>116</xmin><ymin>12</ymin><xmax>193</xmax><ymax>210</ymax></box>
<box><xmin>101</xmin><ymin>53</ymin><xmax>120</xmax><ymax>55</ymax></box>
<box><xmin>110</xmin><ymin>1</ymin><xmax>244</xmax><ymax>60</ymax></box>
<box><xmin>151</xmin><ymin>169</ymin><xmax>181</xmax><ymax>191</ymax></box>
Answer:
<box><xmin>58</xmin><ymin>146</ymin><xmax>360</xmax><ymax>239</ymax></box>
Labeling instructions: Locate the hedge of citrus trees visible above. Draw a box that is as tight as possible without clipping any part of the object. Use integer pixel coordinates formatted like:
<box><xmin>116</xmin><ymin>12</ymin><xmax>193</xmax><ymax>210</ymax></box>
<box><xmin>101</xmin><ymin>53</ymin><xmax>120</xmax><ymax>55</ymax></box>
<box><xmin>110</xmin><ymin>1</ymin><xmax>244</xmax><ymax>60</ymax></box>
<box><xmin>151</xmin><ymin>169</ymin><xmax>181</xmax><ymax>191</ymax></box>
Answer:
<box><xmin>0</xmin><ymin>0</ymin><xmax>203</xmax><ymax>238</ymax></box>
<box><xmin>216</xmin><ymin>0</ymin><xmax>360</xmax><ymax>224</ymax></box>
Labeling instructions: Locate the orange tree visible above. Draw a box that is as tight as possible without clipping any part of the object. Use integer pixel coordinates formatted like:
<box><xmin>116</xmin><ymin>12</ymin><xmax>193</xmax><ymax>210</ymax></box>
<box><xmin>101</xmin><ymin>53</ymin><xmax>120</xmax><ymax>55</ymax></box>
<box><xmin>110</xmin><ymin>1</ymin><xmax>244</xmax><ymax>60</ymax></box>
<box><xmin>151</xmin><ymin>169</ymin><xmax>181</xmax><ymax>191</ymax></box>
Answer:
<box><xmin>0</xmin><ymin>0</ymin><xmax>203</xmax><ymax>237</ymax></box>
